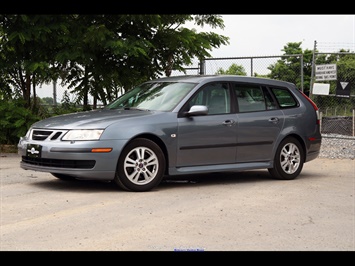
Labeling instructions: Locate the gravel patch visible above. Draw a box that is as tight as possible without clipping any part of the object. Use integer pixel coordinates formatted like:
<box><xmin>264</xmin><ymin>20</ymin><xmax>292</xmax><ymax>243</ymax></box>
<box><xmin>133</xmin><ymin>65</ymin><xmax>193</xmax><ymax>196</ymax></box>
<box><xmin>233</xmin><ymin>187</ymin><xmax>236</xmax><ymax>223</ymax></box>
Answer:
<box><xmin>319</xmin><ymin>134</ymin><xmax>355</xmax><ymax>160</ymax></box>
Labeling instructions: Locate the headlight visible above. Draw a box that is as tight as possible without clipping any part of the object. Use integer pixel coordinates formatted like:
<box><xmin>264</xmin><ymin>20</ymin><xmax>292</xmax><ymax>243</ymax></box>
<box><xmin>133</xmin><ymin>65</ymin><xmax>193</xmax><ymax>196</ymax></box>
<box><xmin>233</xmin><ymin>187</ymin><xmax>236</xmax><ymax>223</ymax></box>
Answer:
<box><xmin>62</xmin><ymin>129</ymin><xmax>104</xmax><ymax>141</ymax></box>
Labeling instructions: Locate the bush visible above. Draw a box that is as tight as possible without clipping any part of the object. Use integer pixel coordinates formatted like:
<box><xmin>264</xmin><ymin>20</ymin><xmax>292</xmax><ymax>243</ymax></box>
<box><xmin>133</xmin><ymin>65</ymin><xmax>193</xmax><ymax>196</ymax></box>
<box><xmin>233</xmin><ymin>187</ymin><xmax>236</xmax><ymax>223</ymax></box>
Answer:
<box><xmin>0</xmin><ymin>99</ymin><xmax>43</xmax><ymax>145</ymax></box>
<box><xmin>0</xmin><ymin>94</ymin><xmax>83</xmax><ymax>145</ymax></box>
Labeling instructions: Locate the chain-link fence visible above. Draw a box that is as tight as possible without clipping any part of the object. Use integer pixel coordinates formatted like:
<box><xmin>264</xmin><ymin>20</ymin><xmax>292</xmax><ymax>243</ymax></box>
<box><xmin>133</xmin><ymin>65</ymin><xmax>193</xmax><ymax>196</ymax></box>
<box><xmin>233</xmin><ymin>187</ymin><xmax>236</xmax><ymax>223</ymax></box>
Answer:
<box><xmin>171</xmin><ymin>49</ymin><xmax>355</xmax><ymax>137</ymax></box>
<box><xmin>171</xmin><ymin>55</ymin><xmax>304</xmax><ymax>91</ymax></box>
<box><xmin>309</xmin><ymin>50</ymin><xmax>355</xmax><ymax>137</ymax></box>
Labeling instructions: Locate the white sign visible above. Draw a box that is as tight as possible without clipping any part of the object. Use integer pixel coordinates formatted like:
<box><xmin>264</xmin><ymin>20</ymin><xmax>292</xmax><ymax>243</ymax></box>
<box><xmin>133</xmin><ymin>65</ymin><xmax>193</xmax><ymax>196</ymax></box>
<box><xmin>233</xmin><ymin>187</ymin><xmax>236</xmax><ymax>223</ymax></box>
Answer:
<box><xmin>315</xmin><ymin>64</ymin><xmax>337</xmax><ymax>81</ymax></box>
<box><xmin>312</xmin><ymin>83</ymin><xmax>330</xmax><ymax>95</ymax></box>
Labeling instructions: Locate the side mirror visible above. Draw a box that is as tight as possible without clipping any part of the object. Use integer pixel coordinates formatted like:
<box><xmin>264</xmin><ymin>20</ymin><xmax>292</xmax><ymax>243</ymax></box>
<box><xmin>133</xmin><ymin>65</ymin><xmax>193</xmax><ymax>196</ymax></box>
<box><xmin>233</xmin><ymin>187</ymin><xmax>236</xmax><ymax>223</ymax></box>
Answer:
<box><xmin>186</xmin><ymin>105</ymin><xmax>208</xmax><ymax>116</ymax></box>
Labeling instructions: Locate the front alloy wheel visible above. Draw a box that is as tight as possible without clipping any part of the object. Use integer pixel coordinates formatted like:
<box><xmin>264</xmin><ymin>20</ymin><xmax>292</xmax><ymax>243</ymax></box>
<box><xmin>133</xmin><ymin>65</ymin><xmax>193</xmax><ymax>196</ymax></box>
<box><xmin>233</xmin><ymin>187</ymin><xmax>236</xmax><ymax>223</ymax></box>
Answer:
<box><xmin>114</xmin><ymin>138</ymin><xmax>165</xmax><ymax>192</ymax></box>
<box><xmin>268</xmin><ymin>137</ymin><xmax>304</xmax><ymax>180</ymax></box>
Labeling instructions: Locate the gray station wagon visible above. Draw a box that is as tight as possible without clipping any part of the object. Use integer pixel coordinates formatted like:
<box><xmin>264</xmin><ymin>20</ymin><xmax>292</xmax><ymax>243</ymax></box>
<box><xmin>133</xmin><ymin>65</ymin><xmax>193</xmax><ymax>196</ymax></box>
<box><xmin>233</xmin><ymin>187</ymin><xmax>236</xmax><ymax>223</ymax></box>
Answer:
<box><xmin>18</xmin><ymin>75</ymin><xmax>322</xmax><ymax>192</ymax></box>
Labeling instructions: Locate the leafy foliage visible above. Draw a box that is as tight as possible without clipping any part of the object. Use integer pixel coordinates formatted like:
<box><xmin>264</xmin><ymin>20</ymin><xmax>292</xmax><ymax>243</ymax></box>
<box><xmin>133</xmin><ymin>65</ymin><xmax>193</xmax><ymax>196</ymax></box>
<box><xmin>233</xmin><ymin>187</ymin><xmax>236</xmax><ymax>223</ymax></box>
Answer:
<box><xmin>0</xmin><ymin>14</ymin><xmax>229</xmax><ymax>110</ymax></box>
<box><xmin>216</xmin><ymin>63</ymin><xmax>247</xmax><ymax>75</ymax></box>
<box><xmin>0</xmin><ymin>14</ymin><xmax>229</xmax><ymax>145</ymax></box>
<box><xmin>267</xmin><ymin>42</ymin><xmax>309</xmax><ymax>92</ymax></box>
<box><xmin>0</xmin><ymin>99</ymin><xmax>42</xmax><ymax>144</ymax></box>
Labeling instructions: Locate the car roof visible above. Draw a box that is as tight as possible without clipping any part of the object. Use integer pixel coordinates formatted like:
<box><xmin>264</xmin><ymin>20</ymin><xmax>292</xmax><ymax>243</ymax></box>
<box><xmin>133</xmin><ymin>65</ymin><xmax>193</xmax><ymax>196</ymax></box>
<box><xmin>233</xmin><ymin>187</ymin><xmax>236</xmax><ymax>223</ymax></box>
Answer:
<box><xmin>147</xmin><ymin>75</ymin><xmax>296</xmax><ymax>88</ymax></box>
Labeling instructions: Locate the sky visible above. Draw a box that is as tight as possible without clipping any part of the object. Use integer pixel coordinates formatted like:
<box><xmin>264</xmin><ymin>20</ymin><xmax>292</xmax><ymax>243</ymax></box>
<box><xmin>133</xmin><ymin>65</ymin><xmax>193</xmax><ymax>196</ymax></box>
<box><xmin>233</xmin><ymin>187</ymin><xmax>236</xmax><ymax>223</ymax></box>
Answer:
<box><xmin>38</xmin><ymin>14</ymin><xmax>355</xmax><ymax>100</ymax></box>
<box><xmin>196</xmin><ymin>14</ymin><xmax>355</xmax><ymax>57</ymax></box>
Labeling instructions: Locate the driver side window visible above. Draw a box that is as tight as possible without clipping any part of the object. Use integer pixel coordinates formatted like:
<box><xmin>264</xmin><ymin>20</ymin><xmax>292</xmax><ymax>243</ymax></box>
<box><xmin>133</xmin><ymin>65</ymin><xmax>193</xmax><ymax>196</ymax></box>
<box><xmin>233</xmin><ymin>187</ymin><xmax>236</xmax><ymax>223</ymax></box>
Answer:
<box><xmin>188</xmin><ymin>82</ymin><xmax>230</xmax><ymax>115</ymax></box>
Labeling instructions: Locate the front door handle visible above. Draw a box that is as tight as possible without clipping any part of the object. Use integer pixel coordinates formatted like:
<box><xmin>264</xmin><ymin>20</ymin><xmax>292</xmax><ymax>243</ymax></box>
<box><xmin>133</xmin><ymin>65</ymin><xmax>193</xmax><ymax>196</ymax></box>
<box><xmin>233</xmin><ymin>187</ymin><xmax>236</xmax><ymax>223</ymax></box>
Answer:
<box><xmin>222</xmin><ymin>119</ymin><xmax>236</xmax><ymax>127</ymax></box>
<box><xmin>268</xmin><ymin>117</ymin><xmax>279</xmax><ymax>124</ymax></box>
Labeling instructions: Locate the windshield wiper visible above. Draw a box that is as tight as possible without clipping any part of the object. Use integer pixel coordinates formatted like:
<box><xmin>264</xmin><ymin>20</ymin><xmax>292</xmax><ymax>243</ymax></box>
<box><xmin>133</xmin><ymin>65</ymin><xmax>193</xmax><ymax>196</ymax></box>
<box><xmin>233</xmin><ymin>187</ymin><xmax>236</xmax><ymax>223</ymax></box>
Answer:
<box><xmin>124</xmin><ymin>106</ymin><xmax>149</xmax><ymax>111</ymax></box>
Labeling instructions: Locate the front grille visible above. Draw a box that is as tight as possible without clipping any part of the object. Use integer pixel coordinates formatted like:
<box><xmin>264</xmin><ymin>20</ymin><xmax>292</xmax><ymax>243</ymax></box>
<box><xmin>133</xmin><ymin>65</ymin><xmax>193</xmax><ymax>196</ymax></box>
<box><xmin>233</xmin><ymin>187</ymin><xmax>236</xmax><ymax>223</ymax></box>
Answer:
<box><xmin>31</xmin><ymin>130</ymin><xmax>65</xmax><ymax>141</ymax></box>
<box><xmin>32</xmin><ymin>130</ymin><xmax>52</xmax><ymax>140</ymax></box>
<box><xmin>22</xmin><ymin>156</ymin><xmax>96</xmax><ymax>169</ymax></box>
<box><xmin>50</xmin><ymin>132</ymin><xmax>62</xmax><ymax>140</ymax></box>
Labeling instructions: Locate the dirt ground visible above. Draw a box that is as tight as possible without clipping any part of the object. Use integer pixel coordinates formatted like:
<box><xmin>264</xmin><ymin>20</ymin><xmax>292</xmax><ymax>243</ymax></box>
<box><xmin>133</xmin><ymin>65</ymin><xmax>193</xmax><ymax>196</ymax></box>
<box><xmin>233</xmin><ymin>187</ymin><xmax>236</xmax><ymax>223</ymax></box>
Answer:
<box><xmin>0</xmin><ymin>153</ymin><xmax>354</xmax><ymax>251</ymax></box>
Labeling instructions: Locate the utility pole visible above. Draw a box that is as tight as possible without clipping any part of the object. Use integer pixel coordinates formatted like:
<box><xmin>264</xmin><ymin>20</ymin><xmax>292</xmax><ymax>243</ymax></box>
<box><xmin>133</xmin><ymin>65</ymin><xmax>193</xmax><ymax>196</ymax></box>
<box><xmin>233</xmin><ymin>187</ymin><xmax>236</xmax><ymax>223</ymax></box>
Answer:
<box><xmin>310</xmin><ymin>40</ymin><xmax>317</xmax><ymax>97</ymax></box>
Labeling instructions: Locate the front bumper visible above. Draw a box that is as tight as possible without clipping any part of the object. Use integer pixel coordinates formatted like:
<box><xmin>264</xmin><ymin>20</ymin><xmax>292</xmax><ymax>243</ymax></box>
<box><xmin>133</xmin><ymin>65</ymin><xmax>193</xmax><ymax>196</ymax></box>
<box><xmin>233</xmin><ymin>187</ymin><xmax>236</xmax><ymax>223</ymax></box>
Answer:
<box><xmin>18</xmin><ymin>137</ymin><xmax>127</xmax><ymax>180</ymax></box>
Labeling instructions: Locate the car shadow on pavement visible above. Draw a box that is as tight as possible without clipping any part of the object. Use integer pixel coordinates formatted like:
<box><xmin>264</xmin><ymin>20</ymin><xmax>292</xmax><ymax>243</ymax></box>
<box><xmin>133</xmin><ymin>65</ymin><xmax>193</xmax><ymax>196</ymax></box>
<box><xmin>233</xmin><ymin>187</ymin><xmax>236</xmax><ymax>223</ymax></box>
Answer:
<box><xmin>160</xmin><ymin>170</ymin><xmax>274</xmax><ymax>188</ymax></box>
<box><xmin>27</xmin><ymin>170</ymin><xmax>272</xmax><ymax>193</ymax></box>
<box><xmin>28</xmin><ymin>169</ymin><xmax>324</xmax><ymax>193</ymax></box>
<box><xmin>29</xmin><ymin>178</ymin><xmax>120</xmax><ymax>193</ymax></box>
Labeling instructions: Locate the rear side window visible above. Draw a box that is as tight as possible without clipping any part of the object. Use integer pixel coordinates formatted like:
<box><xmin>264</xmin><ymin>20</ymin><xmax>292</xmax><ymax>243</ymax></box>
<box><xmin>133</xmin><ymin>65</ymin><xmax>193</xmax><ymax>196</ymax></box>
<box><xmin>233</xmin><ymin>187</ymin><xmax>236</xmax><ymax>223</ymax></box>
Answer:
<box><xmin>270</xmin><ymin>87</ymin><xmax>298</xmax><ymax>108</ymax></box>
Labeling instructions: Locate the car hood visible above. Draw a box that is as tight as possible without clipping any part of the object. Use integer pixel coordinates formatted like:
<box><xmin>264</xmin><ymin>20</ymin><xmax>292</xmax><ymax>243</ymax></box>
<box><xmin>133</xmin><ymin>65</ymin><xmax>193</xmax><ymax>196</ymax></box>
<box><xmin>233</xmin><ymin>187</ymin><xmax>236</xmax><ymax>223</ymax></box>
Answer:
<box><xmin>32</xmin><ymin>109</ymin><xmax>155</xmax><ymax>129</ymax></box>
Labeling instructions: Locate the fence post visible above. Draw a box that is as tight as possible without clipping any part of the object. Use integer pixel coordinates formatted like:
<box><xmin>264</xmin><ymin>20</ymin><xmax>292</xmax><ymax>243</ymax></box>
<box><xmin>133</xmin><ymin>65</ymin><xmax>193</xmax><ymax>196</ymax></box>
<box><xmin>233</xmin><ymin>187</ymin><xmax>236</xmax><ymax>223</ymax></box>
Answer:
<box><xmin>199</xmin><ymin>60</ymin><xmax>205</xmax><ymax>75</ymax></box>
<box><xmin>353</xmin><ymin>109</ymin><xmax>354</xmax><ymax>137</ymax></box>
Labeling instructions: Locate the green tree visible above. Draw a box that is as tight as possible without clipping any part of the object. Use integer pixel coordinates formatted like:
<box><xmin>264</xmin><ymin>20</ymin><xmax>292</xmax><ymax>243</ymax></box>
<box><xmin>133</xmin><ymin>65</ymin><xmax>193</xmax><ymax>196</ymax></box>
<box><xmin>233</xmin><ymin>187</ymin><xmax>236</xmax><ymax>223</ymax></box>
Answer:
<box><xmin>40</xmin><ymin>97</ymin><xmax>54</xmax><ymax>105</ymax></box>
<box><xmin>0</xmin><ymin>14</ymin><xmax>229</xmax><ymax>145</ymax></box>
<box><xmin>0</xmin><ymin>15</ymin><xmax>71</xmax><ymax>108</ymax></box>
<box><xmin>0</xmin><ymin>14</ymin><xmax>229</xmax><ymax>110</ymax></box>
<box><xmin>267</xmin><ymin>42</ymin><xmax>313</xmax><ymax>94</ymax></box>
<box><xmin>215</xmin><ymin>63</ymin><xmax>247</xmax><ymax>75</ymax></box>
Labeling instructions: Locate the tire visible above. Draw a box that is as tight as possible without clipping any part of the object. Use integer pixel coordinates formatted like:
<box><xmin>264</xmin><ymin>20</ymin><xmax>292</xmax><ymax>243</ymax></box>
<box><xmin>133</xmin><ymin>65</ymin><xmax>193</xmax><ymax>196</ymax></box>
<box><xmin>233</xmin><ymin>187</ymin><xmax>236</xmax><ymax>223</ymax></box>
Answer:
<box><xmin>268</xmin><ymin>137</ymin><xmax>304</xmax><ymax>180</ymax></box>
<box><xmin>114</xmin><ymin>138</ymin><xmax>166</xmax><ymax>192</ymax></box>
<box><xmin>51</xmin><ymin>173</ymin><xmax>76</xmax><ymax>180</ymax></box>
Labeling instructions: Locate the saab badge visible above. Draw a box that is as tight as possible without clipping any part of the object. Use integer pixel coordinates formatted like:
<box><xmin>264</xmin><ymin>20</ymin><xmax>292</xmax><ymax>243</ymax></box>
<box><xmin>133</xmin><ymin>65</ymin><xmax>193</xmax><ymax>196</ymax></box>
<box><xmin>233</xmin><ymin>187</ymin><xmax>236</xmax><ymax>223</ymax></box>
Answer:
<box><xmin>26</xmin><ymin>144</ymin><xmax>42</xmax><ymax>158</ymax></box>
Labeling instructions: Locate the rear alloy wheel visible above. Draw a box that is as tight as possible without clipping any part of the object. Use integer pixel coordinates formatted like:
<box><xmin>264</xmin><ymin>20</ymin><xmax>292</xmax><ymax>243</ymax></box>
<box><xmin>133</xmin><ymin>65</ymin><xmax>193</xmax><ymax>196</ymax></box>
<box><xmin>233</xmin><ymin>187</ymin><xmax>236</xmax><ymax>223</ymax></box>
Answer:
<box><xmin>114</xmin><ymin>138</ymin><xmax>166</xmax><ymax>192</ymax></box>
<box><xmin>268</xmin><ymin>137</ymin><xmax>304</xmax><ymax>180</ymax></box>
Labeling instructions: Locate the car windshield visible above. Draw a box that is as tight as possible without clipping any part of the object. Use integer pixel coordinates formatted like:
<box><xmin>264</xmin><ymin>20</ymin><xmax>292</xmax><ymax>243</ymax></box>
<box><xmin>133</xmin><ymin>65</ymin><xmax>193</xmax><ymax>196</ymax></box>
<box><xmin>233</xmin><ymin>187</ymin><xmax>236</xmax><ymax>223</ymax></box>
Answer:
<box><xmin>105</xmin><ymin>81</ymin><xmax>196</xmax><ymax>111</ymax></box>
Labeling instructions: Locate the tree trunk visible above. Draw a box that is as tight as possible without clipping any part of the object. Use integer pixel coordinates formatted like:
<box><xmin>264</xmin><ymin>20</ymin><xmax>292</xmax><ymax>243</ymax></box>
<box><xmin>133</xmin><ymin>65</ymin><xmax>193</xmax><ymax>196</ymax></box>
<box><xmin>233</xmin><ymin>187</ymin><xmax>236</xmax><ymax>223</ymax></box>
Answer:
<box><xmin>83</xmin><ymin>91</ymin><xmax>89</xmax><ymax>111</ymax></box>
<box><xmin>93</xmin><ymin>96</ymin><xmax>97</xmax><ymax>109</ymax></box>
<box><xmin>25</xmin><ymin>73</ymin><xmax>31</xmax><ymax>108</ymax></box>
<box><xmin>32</xmin><ymin>74</ymin><xmax>37</xmax><ymax>108</ymax></box>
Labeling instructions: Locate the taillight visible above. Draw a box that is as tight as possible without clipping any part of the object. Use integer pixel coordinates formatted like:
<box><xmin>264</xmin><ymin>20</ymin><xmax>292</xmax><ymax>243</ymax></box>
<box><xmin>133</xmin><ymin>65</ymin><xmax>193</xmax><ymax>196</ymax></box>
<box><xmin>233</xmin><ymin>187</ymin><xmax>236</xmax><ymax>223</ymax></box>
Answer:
<box><xmin>300</xmin><ymin>91</ymin><xmax>320</xmax><ymax>125</ymax></box>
